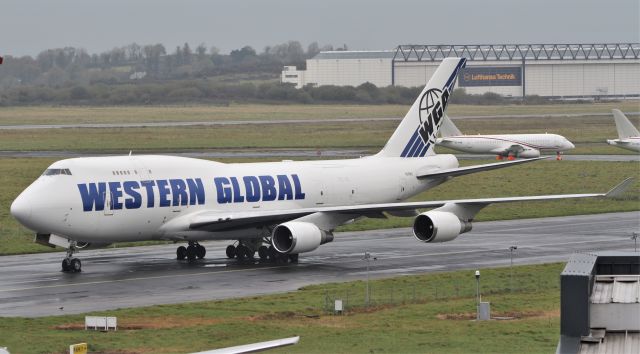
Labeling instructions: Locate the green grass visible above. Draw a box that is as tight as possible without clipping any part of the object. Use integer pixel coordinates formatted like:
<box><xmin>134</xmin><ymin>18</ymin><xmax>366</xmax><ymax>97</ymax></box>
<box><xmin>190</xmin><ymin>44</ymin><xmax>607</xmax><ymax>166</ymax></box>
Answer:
<box><xmin>0</xmin><ymin>112</ymin><xmax>638</xmax><ymax>155</ymax></box>
<box><xmin>0</xmin><ymin>101</ymin><xmax>637</xmax><ymax>125</ymax></box>
<box><xmin>1</xmin><ymin>158</ymin><xmax>638</xmax><ymax>255</ymax></box>
<box><xmin>0</xmin><ymin>121</ymin><xmax>398</xmax><ymax>151</ymax></box>
<box><xmin>0</xmin><ymin>263</ymin><xmax>565</xmax><ymax>354</ymax></box>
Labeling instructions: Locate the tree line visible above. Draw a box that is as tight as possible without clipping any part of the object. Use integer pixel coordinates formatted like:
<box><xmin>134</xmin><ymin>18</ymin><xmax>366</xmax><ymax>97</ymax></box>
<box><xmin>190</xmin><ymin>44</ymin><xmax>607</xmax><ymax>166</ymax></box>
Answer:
<box><xmin>0</xmin><ymin>41</ymin><xmax>339</xmax><ymax>89</ymax></box>
<box><xmin>0</xmin><ymin>40</ymin><xmax>552</xmax><ymax>106</ymax></box>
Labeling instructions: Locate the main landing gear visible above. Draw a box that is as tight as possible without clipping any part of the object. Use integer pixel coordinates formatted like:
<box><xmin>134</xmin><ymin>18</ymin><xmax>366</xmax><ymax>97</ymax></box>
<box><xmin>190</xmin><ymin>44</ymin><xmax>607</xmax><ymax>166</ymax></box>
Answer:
<box><xmin>176</xmin><ymin>241</ymin><xmax>206</xmax><ymax>261</ymax></box>
<box><xmin>61</xmin><ymin>241</ymin><xmax>82</xmax><ymax>273</ymax></box>
<box><xmin>225</xmin><ymin>240</ymin><xmax>298</xmax><ymax>264</ymax></box>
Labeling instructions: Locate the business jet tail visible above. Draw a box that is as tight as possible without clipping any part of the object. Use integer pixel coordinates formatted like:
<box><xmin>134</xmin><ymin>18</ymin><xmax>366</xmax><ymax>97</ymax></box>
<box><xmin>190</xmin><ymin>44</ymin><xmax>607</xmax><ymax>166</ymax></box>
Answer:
<box><xmin>612</xmin><ymin>109</ymin><xmax>640</xmax><ymax>139</ymax></box>
<box><xmin>439</xmin><ymin>114</ymin><xmax>463</xmax><ymax>138</ymax></box>
<box><xmin>377</xmin><ymin>58</ymin><xmax>466</xmax><ymax>158</ymax></box>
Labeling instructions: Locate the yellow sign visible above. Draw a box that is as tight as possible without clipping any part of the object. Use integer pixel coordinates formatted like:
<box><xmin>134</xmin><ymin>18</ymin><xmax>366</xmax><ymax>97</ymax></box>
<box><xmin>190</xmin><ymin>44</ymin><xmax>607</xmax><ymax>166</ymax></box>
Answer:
<box><xmin>69</xmin><ymin>343</ymin><xmax>87</xmax><ymax>354</ymax></box>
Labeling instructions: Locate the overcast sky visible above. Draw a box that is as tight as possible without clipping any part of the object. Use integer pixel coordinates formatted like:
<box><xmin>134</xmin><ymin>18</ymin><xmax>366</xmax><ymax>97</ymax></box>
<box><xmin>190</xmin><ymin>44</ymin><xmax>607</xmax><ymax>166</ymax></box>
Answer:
<box><xmin>2</xmin><ymin>0</ymin><xmax>639</xmax><ymax>57</ymax></box>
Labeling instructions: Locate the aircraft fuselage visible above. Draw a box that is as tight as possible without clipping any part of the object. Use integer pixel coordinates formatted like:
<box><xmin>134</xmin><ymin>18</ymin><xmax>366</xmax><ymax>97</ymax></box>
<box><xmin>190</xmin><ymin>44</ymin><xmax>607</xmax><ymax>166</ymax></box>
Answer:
<box><xmin>11</xmin><ymin>154</ymin><xmax>458</xmax><ymax>243</ymax></box>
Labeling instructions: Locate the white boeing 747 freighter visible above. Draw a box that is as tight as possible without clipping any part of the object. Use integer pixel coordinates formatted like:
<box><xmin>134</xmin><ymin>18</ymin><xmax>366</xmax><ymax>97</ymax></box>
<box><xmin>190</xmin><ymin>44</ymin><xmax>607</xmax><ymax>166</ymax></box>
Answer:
<box><xmin>436</xmin><ymin>115</ymin><xmax>574</xmax><ymax>160</ymax></box>
<box><xmin>10</xmin><ymin>58</ymin><xmax>631</xmax><ymax>272</ymax></box>
<box><xmin>607</xmin><ymin>109</ymin><xmax>640</xmax><ymax>153</ymax></box>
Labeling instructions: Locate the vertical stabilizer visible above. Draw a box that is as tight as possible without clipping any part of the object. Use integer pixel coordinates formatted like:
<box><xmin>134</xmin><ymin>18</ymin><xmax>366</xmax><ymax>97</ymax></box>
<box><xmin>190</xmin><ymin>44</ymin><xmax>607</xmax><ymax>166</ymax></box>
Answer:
<box><xmin>378</xmin><ymin>58</ymin><xmax>466</xmax><ymax>157</ymax></box>
<box><xmin>440</xmin><ymin>114</ymin><xmax>463</xmax><ymax>138</ymax></box>
<box><xmin>612</xmin><ymin>109</ymin><xmax>640</xmax><ymax>139</ymax></box>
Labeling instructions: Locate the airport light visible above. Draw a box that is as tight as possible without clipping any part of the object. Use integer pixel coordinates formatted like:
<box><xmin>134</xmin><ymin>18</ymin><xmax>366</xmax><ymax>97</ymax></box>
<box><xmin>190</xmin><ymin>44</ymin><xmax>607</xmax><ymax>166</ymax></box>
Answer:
<box><xmin>509</xmin><ymin>246</ymin><xmax>518</xmax><ymax>292</ymax></box>
<box><xmin>632</xmin><ymin>232</ymin><xmax>639</xmax><ymax>252</ymax></box>
<box><xmin>475</xmin><ymin>270</ymin><xmax>481</xmax><ymax>320</ymax></box>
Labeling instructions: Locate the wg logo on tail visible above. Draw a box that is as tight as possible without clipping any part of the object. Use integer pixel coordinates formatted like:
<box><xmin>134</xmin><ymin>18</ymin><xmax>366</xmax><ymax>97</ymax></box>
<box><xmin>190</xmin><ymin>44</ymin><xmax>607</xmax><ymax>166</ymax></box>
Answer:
<box><xmin>418</xmin><ymin>88</ymin><xmax>450</xmax><ymax>144</ymax></box>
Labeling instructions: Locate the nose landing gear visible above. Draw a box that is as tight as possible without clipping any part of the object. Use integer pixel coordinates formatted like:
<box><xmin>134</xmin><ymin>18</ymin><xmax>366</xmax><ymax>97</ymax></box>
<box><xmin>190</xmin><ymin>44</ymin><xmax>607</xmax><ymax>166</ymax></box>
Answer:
<box><xmin>61</xmin><ymin>242</ymin><xmax>82</xmax><ymax>272</ymax></box>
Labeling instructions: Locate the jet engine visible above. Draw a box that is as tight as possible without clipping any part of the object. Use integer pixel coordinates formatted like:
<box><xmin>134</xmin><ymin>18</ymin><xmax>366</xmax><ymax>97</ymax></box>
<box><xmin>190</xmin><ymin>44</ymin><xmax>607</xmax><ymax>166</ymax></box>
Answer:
<box><xmin>272</xmin><ymin>221</ymin><xmax>334</xmax><ymax>254</ymax></box>
<box><xmin>412</xmin><ymin>211</ymin><xmax>472</xmax><ymax>243</ymax></box>
<box><xmin>517</xmin><ymin>148</ymin><xmax>541</xmax><ymax>158</ymax></box>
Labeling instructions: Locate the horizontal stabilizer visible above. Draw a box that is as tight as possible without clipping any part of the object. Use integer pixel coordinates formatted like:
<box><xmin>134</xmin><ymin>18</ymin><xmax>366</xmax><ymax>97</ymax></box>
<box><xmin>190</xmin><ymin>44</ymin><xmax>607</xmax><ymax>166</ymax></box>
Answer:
<box><xmin>417</xmin><ymin>156</ymin><xmax>547</xmax><ymax>179</ymax></box>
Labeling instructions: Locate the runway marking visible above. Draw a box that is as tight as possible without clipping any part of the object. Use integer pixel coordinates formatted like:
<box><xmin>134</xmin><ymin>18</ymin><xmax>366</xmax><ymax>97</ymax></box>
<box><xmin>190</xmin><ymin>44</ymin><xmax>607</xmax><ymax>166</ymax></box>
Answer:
<box><xmin>0</xmin><ymin>264</ymin><xmax>291</xmax><ymax>293</ymax></box>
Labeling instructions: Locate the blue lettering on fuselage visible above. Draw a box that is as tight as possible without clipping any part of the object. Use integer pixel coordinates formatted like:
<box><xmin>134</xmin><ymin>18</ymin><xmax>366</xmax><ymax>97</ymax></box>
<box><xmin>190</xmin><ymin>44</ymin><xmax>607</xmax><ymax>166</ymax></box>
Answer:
<box><xmin>214</xmin><ymin>174</ymin><xmax>305</xmax><ymax>204</ymax></box>
<box><xmin>77</xmin><ymin>174</ymin><xmax>304</xmax><ymax>212</ymax></box>
<box><xmin>78</xmin><ymin>178</ymin><xmax>206</xmax><ymax>212</ymax></box>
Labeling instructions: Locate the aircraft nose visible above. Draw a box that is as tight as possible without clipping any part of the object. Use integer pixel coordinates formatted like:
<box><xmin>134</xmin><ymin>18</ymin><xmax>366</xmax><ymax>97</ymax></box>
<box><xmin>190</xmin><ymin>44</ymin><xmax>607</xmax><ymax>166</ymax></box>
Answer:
<box><xmin>567</xmin><ymin>141</ymin><xmax>575</xmax><ymax>149</ymax></box>
<box><xmin>10</xmin><ymin>191</ymin><xmax>33</xmax><ymax>225</ymax></box>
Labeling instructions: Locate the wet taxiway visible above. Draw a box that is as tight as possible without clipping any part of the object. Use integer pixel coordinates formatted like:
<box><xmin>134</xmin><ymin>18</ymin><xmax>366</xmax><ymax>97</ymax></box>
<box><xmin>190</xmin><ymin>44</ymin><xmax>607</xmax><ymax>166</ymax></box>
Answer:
<box><xmin>0</xmin><ymin>212</ymin><xmax>638</xmax><ymax>317</ymax></box>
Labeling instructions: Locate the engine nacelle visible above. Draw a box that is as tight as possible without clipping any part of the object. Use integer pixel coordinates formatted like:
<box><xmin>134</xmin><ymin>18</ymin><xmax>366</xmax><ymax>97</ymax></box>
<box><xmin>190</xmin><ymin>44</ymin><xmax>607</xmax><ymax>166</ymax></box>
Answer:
<box><xmin>272</xmin><ymin>221</ymin><xmax>334</xmax><ymax>254</ymax></box>
<box><xmin>517</xmin><ymin>148</ymin><xmax>541</xmax><ymax>158</ymax></box>
<box><xmin>412</xmin><ymin>211</ymin><xmax>472</xmax><ymax>243</ymax></box>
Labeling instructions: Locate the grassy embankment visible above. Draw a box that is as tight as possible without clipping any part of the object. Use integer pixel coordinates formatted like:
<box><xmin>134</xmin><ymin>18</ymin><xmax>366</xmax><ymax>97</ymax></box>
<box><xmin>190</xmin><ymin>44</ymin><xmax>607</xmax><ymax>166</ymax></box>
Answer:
<box><xmin>0</xmin><ymin>103</ymin><xmax>638</xmax><ymax>155</ymax></box>
<box><xmin>0</xmin><ymin>117</ymin><xmax>638</xmax><ymax>154</ymax></box>
<box><xmin>0</xmin><ymin>263</ymin><xmax>565</xmax><ymax>354</ymax></box>
<box><xmin>0</xmin><ymin>101</ymin><xmax>637</xmax><ymax>125</ymax></box>
<box><xmin>1</xmin><ymin>158</ymin><xmax>638</xmax><ymax>255</ymax></box>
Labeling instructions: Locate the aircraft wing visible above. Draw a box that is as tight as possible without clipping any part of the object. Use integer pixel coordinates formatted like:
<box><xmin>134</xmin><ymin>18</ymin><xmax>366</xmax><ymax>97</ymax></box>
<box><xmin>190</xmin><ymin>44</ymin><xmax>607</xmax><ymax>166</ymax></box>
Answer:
<box><xmin>187</xmin><ymin>178</ymin><xmax>633</xmax><ymax>232</ymax></box>
<box><xmin>416</xmin><ymin>156</ymin><xmax>547</xmax><ymax>179</ymax></box>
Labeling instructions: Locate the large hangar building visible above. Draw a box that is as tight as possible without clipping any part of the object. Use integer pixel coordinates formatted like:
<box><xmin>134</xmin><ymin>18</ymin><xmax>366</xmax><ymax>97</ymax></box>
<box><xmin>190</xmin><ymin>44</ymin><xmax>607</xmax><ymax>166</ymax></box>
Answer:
<box><xmin>282</xmin><ymin>43</ymin><xmax>640</xmax><ymax>99</ymax></box>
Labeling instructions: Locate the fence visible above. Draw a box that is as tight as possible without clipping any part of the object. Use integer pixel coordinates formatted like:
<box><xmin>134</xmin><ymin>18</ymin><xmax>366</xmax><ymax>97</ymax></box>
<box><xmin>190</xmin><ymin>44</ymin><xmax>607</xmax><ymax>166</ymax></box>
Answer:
<box><xmin>321</xmin><ymin>270</ymin><xmax>561</xmax><ymax>313</ymax></box>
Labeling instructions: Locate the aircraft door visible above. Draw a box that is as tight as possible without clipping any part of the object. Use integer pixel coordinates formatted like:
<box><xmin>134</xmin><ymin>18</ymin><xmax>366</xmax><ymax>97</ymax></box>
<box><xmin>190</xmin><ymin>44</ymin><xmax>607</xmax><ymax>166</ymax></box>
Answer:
<box><xmin>104</xmin><ymin>191</ymin><xmax>114</xmax><ymax>216</ymax></box>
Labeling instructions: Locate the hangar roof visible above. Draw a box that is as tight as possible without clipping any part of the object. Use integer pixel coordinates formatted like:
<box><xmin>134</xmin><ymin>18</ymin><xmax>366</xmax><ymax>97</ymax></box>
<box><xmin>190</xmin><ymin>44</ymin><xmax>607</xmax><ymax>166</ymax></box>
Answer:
<box><xmin>312</xmin><ymin>44</ymin><xmax>640</xmax><ymax>62</ymax></box>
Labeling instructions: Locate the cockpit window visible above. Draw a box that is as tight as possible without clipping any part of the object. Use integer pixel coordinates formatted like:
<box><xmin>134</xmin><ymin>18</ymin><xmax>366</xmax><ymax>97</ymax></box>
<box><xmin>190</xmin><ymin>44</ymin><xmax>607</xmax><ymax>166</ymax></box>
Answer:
<box><xmin>42</xmin><ymin>168</ymin><xmax>72</xmax><ymax>176</ymax></box>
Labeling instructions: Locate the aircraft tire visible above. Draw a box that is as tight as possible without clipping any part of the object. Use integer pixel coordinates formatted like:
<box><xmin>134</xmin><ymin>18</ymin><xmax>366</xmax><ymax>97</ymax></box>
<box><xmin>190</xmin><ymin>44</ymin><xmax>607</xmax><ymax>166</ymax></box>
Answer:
<box><xmin>236</xmin><ymin>245</ymin><xmax>246</xmax><ymax>260</ymax></box>
<box><xmin>186</xmin><ymin>245</ymin><xmax>197</xmax><ymax>261</ymax></box>
<box><xmin>258</xmin><ymin>246</ymin><xmax>269</xmax><ymax>260</ymax></box>
<box><xmin>70</xmin><ymin>258</ymin><xmax>82</xmax><ymax>272</ymax></box>
<box><xmin>61</xmin><ymin>258</ymin><xmax>71</xmax><ymax>272</ymax></box>
<box><xmin>275</xmin><ymin>253</ymin><xmax>288</xmax><ymax>265</ymax></box>
<box><xmin>267</xmin><ymin>246</ymin><xmax>277</xmax><ymax>262</ymax></box>
<box><xmin>176</xmin><ymin>246</ymin><xmax>187</xmax><ymax>260</ymax></box>
<box><xmin>226</xmin><ymin>245</ymin><xmax>236</xmax><ymax>259</ymax></box>
<box><xmin>196</xmin><ymin>245</ymin><xmax>206</xmax><ymax>259</ymax></box>
<box><xmin>244</xmin><ymin>247</ymin><xmax>255</xmax><ymax>259</ymax></box>
<box><xmin>289</xmin><ymin>254</ymin><xmax>299</xmax><ymax>263</ymax></box>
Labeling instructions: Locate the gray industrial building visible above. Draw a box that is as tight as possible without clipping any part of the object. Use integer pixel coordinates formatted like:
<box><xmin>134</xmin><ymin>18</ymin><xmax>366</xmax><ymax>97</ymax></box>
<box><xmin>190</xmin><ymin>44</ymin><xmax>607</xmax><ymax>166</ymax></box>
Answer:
<box><xmin>282</xmin><ymin>43</ymin><xmax>640</xmax><ymax>99</ymax></box>
<box><xmin>557</xmin><ymin>251</ymin><xmax>640</xmax><ymax>354</ymax></box>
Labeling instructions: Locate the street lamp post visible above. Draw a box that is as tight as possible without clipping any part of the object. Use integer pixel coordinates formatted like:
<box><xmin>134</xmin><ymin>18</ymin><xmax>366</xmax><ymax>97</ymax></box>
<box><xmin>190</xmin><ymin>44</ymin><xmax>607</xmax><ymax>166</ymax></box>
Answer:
<box><xmin>509</xmin><ymin>246</ymin><xmax>517</xmax><ymax>292</ymax></box>
<box><xmin>475</xmin><ymin>270</ymin><xmax>481</xmax><ymax>320</ymax></box>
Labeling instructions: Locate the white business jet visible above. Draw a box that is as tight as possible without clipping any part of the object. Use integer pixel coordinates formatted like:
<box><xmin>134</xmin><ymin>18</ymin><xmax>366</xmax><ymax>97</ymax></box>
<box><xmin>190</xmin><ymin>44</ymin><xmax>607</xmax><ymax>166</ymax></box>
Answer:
<box><xmin>607</xmin><ymin>109</ymin><xmax>640</xmax><ymax>152</ymax></box>
<box><xmin>10</xmin><ymin>58</ymin><xmax>630</xmax><ymax>273</ymax></box>
<box><xmin>436</xmin><ymin>115</ymin><xmax>574</xmax><ymax>160</ymax></box>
